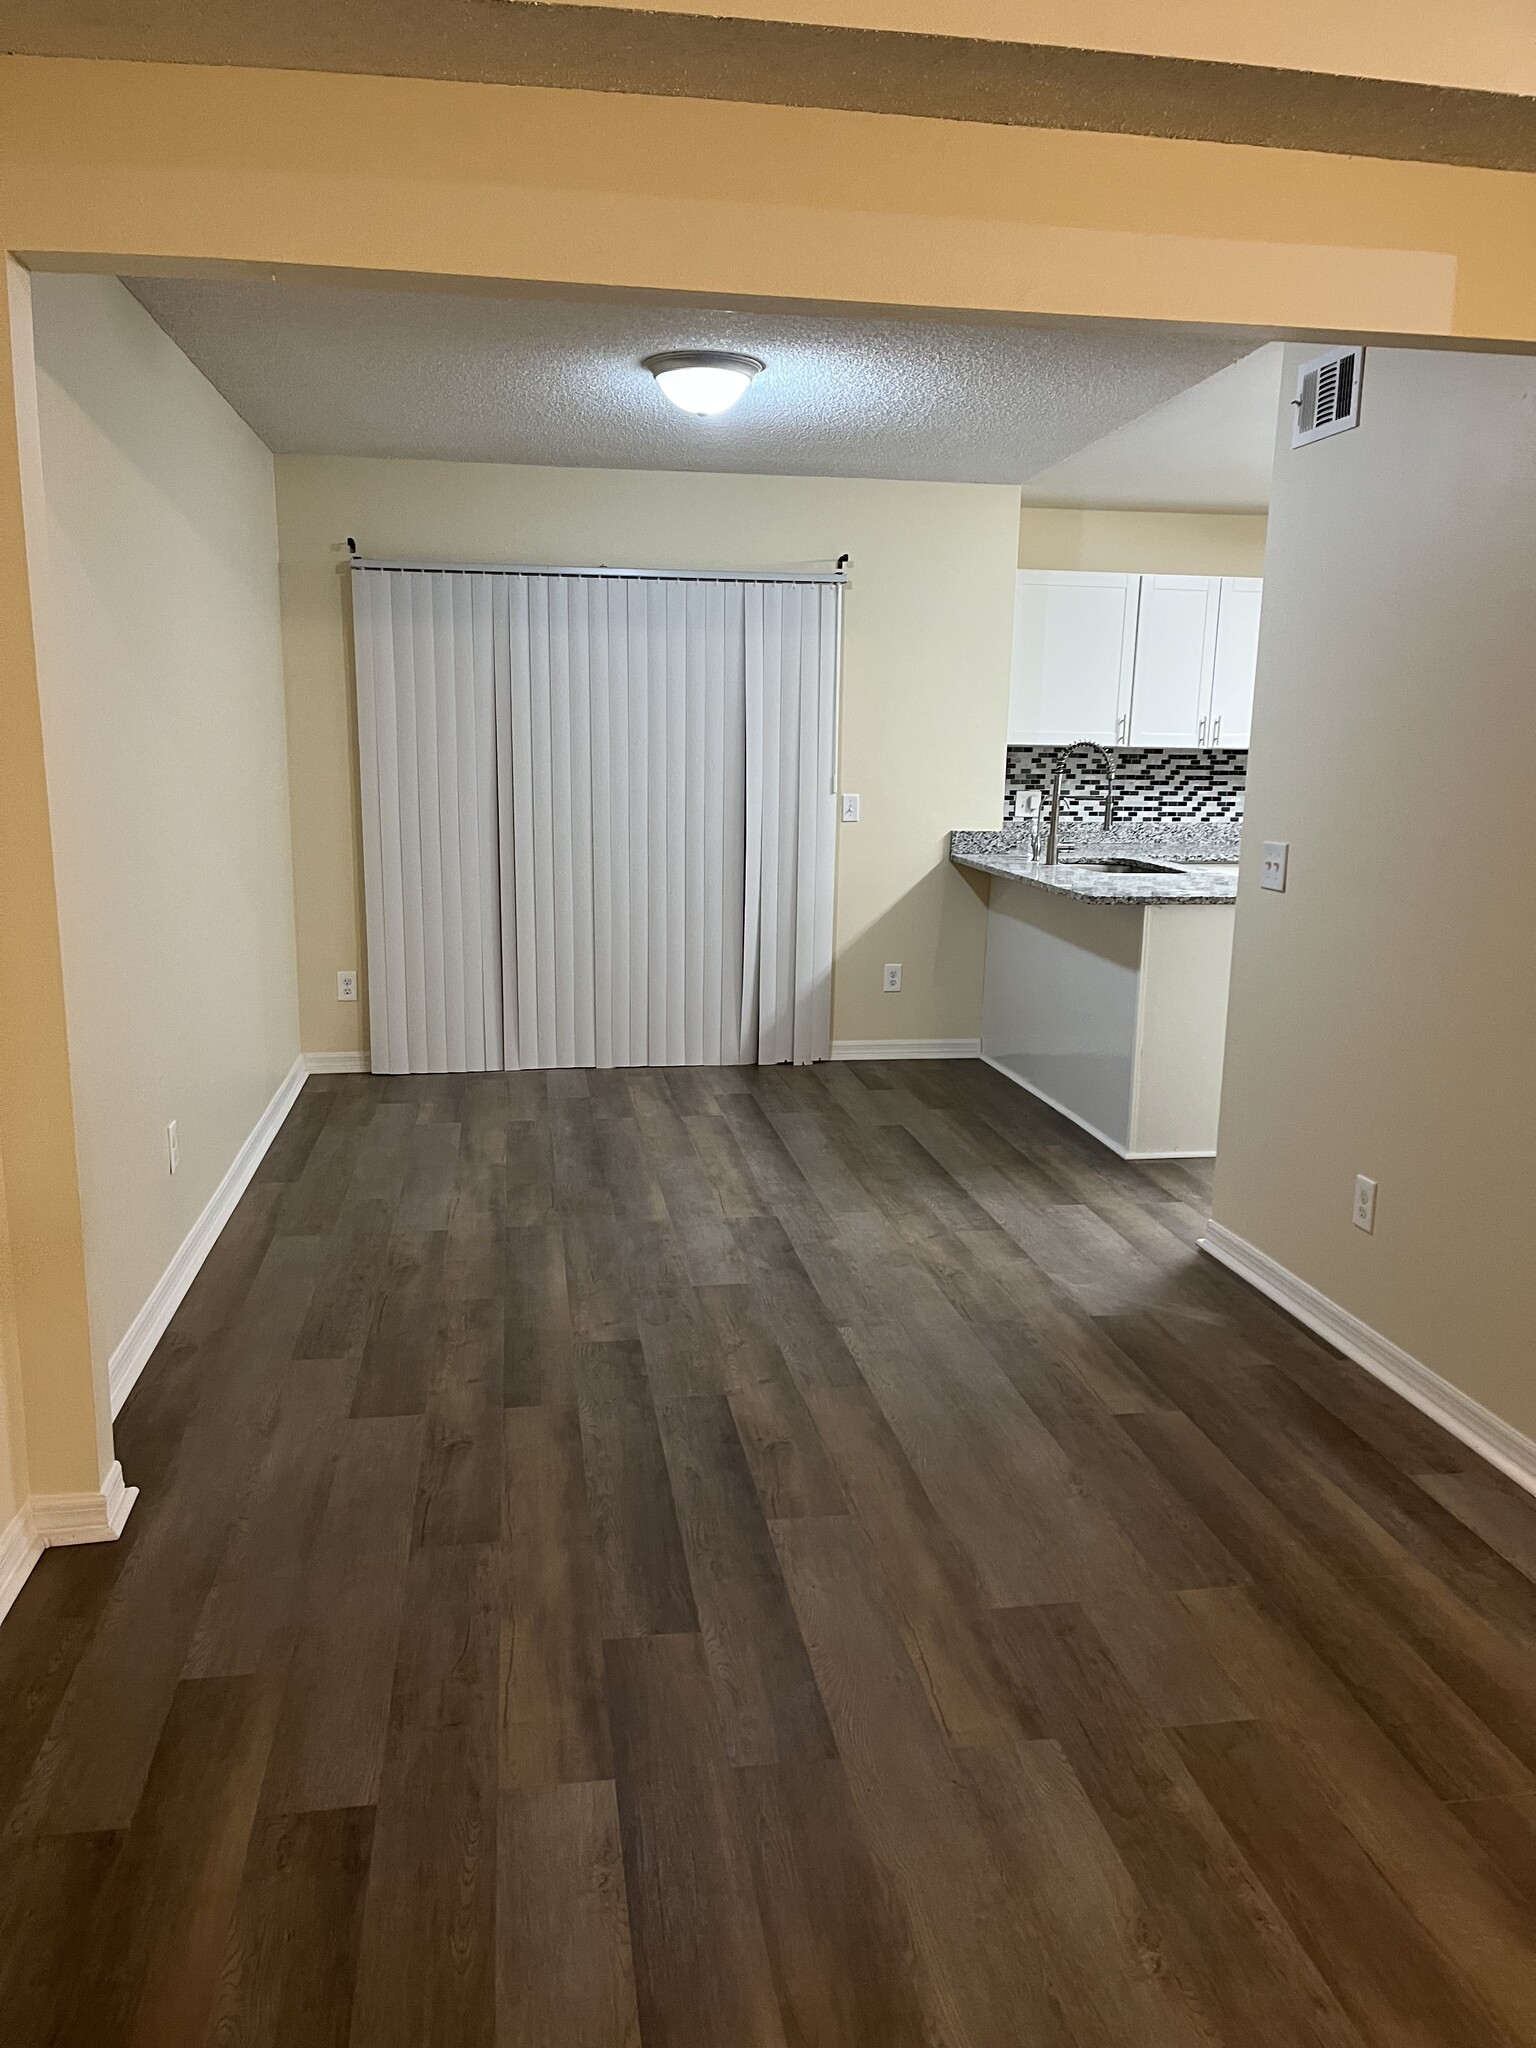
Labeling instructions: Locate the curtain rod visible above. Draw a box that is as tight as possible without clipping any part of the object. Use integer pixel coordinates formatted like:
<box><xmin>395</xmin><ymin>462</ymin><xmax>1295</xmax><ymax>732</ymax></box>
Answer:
<box><xmin>348</xmin><ymin>556</ymin><xmax>848</xmax><ymax>585</ymax></box>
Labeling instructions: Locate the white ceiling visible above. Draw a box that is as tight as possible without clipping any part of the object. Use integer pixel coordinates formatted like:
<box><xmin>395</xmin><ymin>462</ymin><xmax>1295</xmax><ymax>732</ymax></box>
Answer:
<box><xmin>124</xmin><ymin>274</ymin><xmax>1268</xmax><ymax>490</ymax></box>
<box><xmin>1020</xmin><ymin>342</ymin><xmax>1286</xmax><ymax>512</ymax></box>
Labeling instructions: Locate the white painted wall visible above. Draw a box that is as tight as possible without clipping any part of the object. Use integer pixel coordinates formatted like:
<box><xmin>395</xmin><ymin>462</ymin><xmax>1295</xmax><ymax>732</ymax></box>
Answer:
<box><xmin>1213</xmin><ymin>343</ymin><xmax>1536</xmax><ymax>1440</ymax></box>
<box><xmin>31</xmin><ymin>274</ymin><xmax>300</xmax><ymax>1399</ymax></box>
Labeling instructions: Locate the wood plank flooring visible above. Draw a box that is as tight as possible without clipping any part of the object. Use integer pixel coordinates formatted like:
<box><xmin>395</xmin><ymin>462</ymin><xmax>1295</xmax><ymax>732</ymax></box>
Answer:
<box><xmin>3</xmin><ymin>1058</ymin><xmax>1535</xmax><ymax>2047</ymax></box>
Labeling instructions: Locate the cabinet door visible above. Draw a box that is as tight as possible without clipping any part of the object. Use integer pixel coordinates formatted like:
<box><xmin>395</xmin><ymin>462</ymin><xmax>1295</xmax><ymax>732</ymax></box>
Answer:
<box><xmin>1127</xmin><ymin>575</ymin><xmax>1220</xmax><ymax>747</ymax></box>
<box><xmin>1207</xmin><ymin>577</ymin><xmax>1263</xmax><ymax>747</ymax></box>
<box><xmin>1008</xmin><ymin>571</ymin><xmax>1138</xmax><ymax>746</ymax></box>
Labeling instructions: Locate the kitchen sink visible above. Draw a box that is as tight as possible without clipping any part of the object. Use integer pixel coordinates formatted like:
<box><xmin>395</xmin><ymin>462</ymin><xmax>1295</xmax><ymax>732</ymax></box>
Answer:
<box><xmin>1058</xmin><ymin>856</ymin><xmax>1185</xmax><ymax>875</ymax></box>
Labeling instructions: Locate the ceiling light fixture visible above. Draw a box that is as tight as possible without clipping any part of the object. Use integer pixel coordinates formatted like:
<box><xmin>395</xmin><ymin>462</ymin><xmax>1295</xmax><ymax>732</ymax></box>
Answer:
<box><xmin>644</xmin><ymin>349</ymin><xmax>764</xmax><ymax>417</ymax></box>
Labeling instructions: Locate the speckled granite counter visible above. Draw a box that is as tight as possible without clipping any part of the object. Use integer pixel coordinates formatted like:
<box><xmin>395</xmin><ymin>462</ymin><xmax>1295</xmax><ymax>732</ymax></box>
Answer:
<box><xmin>950</xmin><ymin>826</ymin><xmax>1239</xmax><ymax>907</ymax></box>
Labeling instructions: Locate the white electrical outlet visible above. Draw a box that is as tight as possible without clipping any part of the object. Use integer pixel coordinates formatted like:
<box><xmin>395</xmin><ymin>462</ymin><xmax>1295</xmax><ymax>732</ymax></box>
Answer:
<box><xmin>1352</xmin><ymin>1174</ymin><xmax>1377</xmax><ymax>1234</ymax></box>
<box><xmin>338</xmin><ymin>970</ymin><xmax>358</xmax><ymax>1001</ymax></box>
<box><xmin>841</xmin><ymin>793</ymin><xmax>861</xmax><ymax>824</ymax></box>
<box><xmin>882</xmin><ymin>962</ymin><xmax>902</xmax><ymax>993</ymax></box>
<box><xmin>167</xmin><ymin>1120</ymin><xmax>179</xmax><ymax>1175</ymax></box>
<box><xmin>1261</xmin><ymin>841</ymin><xmax>1289</xmax><ymax>892</ymax></box>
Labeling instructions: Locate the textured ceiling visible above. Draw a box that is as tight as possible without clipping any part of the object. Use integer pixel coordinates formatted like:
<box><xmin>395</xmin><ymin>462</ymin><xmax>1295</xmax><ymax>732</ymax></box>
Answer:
<box><xmin>124</xmin><ymin>275</ymin><xmax>1263</xmax><ymax>488</ymax></box>
<box><xmin>1021</xmin><ymin>343</ymin><xmax>1286</xmax><ymax>513</ymax></box>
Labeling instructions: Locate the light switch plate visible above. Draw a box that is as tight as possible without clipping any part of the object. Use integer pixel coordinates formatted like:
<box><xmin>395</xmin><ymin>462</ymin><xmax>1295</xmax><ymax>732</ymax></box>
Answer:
<box><xmin>1261</xmin><ymin>841</ymin><xmax>1289</xmax><ymax>892</ymax></box>
<box><xmin>841</xmin><ymin>793</ymin><xmax>861</xmax><ymax>824</ymax></box>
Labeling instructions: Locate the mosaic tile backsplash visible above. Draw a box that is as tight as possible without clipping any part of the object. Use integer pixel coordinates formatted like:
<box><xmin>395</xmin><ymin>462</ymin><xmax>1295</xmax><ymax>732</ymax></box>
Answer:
<box><xmin>1004</xmin><ymin>745</ymin><xmax>1247</xmax><ymax>831</ymax></box>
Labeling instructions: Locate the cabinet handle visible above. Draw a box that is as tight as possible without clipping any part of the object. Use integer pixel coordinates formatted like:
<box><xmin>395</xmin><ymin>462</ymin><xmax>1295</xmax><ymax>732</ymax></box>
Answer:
<box><xmin>1198</xmin><ymin>717</ymin><xmax>1208</xmax><ymax>745</ymax></box>
<box><xmin>1213</xmin><ymin>715</ymin><xmax>1222</xmax><ymax>744</ymax></box>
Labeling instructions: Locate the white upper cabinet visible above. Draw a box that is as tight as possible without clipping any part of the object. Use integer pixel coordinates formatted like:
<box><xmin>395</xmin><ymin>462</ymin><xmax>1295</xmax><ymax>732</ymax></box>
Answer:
<box><xmin>1009</xmin><ymin>569</ymin><xmax>1264</xmax><ymax>750</ymax></box>
<box><xmin>1127</xmin><ymin>575</ymin><xmax>1220</xmax><ymax>748</ymax></box>
<box><xmin>1008</xmin><ymin>571</ymin><xmax>1139</xmax><ymax>747</ymax></box>
<box><xmin>1206</xmin><ymin>576</ymin><xmax>1263</xmax><ymax>747</ymax></box>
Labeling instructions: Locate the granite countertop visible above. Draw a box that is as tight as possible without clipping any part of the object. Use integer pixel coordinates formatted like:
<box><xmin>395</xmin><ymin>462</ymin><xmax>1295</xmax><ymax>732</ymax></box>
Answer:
<box><xmin>949</xmin><ymin>823</ymin><xmax>1240</xmax><ymax>906</ymax></box>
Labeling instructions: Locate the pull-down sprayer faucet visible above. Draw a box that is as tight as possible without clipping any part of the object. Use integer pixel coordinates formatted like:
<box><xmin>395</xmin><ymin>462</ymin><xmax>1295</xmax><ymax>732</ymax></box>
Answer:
<box><xmin>1043</xmin><ymin>740</ymin><xmax>1117</xmax><ymax>866</ymax></box>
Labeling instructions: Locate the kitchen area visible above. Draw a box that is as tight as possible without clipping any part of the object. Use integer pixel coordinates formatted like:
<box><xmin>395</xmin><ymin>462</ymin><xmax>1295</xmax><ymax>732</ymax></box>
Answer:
<box><xmin>952</xmin><ymin>565</ymin><xmax>1258</xmax><ymax>1159</ymax></box>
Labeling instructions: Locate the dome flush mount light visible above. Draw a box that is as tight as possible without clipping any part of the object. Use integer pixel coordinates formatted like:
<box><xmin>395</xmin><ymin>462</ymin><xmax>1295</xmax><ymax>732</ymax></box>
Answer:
<box><xmin>644</xmin><ymin>349</ymin><xmax>765</xmax><ymax>417</ymax></box>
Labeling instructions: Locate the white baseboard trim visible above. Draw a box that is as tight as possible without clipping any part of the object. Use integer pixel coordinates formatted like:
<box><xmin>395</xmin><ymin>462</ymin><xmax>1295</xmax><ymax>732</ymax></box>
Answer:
<box><xmin>4</xmin><ymin>1051</ymin><xmax>345</xmax><ymax>1624</ymax></box>
<box><xmin>981</xmin><ymin>1054</ymin><xmax>1131</xmax><ymax>1157</ymax></box>
<box><xmin>30</xmin><ymin>1459</ymin><xmax>138</xmax><ymax>1546</ymax></box>
<box><xmin>0</xmin><ymin>1504</ymin><xmax>43</xmax><ymax>1627</ymax></box>
<box><xmin>305</xmin><ymin>1050</ymin><xmax>371</xmax><ymax>1074</ymax></box>
<box><xmin>979</xmin><ymin>1054</ymin><xmax>1215</xmax><ymax>1162</ymax></box>
<box><xmin>106</xmin><ymin>1054</ymin><xmax>309</xmax><ymax>1419</ymax></box>
<box><xmin>831</xmin><ymin>1038</ymin><xmax>981</xmax><ymax>1061</ymax></box>
<box><xmin>0</xmin><ymin>1459</ymin><xmax>139</xmax><ymax>1629</ymax></box>
<box><xmin>1199</xmin><ymin>1220</ymin><xmax>1536</xmax><ymax>1500</ymax></box>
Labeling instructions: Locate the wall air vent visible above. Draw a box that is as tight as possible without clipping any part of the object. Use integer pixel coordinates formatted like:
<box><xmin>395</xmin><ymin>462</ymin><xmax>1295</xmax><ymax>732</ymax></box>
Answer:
<box><xmin>1291</xmin><ymin>346</ymin><xmax>1364</xmax><ymax>448</ymax></box>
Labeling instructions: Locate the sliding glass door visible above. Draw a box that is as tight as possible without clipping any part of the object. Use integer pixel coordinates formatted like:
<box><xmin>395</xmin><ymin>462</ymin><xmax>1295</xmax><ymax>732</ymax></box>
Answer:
<box><xmin>350</xmin><ymin>563</ymin><xmax>840</xmax><ymax>1075</ymax></box>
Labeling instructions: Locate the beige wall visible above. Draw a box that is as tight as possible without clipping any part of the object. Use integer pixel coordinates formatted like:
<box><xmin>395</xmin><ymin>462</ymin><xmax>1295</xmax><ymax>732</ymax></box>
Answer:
<box><xmin>0</xmin><ymin>1160</ymin><xmax>28</xmax><ymax>1535</ymax></box>
<box><xmin>1213</xmin><ymin>343</ymin><xmax>1536</xmax><ymax>1440</ymax></box>
<box><xmin>1</xmin><ymin>257</ymin><xmax>104</xmax><ymax>1503</ymax></box>
<box><xmin>276</xmin><ymin>457</ymin><xmax>1020</xmax><ymax>1055</ymax></box>
<box><xmin>9</xmin><ymin>59</ymin><xmax>1536</xmax><ymax>344</ymax></box>
<box><xmin>32</xmin><ymin>274</ymin><xmax>299</xmax><ymax>1400</ymax></box>
<box><xmin>1018</xmin><ymin>506</ymin><xmax>1267</xmax><ymax>575</ymax></box>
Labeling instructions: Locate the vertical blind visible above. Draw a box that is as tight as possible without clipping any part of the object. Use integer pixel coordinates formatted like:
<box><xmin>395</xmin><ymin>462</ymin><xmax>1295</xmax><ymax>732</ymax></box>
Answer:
<box><xmin>351</xmin><ymin>564</ymin><xmax>841</xmax><ymax>1075</ymax></box>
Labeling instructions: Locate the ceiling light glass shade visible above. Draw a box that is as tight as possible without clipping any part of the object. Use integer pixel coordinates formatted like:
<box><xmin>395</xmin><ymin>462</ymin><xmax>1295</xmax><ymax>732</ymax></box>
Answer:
<box><xmin>644</xmin><ymin>350</ymin><xmax>764</xmax><ymax>417</ymax></box>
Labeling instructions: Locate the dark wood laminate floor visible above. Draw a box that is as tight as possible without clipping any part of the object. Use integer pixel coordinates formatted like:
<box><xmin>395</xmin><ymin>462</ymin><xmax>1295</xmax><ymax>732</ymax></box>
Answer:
<box><xmin>4</xmin><ymin>1059</ymin><xmax>1536</xmax><ymax>2048</ymax></box>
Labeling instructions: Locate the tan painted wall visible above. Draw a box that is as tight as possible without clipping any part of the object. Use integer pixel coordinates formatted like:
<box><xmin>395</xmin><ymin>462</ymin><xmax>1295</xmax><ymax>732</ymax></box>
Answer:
<box><xmin>277</xmin><ymin>457</ymin><xmax>1020</xmax><ymax>1056</ymax></box>
<box><xmin>1</xmin><ymin>257</ymin><xmax>105</xmax><ymax>1501</ymax></box>
<box><xmin>31</xmin><ymin>274</ymin><xmax>299</xmax><ymax>1395</ymax></box>
<box><xmin>569</xmin><ymin>2</ymin><xmax>1536</xmax><ymax>94</ymax></box>
<box><xmin>7</xmin><ymin>59</ymin><xmax>1535</xmax><ymax>344</ymax></box>
<box><xmin>1213</xmin><ymin>343</ymin><xmax>1536</xmax><ymax>1440</ymax></box>
<box><xmin>0</xmin><ymin>1161</ymin><xmax>28</xmax><ymax>1536</ymax></box>
<box><xmin>1018</xmin><ymin>507</ymin><xmax>1267</xmax><ymax>575</ymax></box>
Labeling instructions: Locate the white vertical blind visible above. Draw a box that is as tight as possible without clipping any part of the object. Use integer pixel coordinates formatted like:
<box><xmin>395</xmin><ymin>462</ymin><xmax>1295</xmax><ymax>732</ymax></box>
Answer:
<box><xmin>351</xmin><ymin>564</ymin><xmax>840</xmax><ymax>1075</ymax></box>
<box><xmin>352</xmin><ymin>569</ymin><xmax>505</xmax><ymax>1074</ymax></box>
<box><xmin>742</xmin><ymin>581</ymin><xmax>839</xmax><ymax>1064</ymax></box>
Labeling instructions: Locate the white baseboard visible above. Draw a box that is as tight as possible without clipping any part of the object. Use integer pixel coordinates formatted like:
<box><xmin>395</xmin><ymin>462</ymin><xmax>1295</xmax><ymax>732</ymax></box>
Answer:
<box><xmin>0</xmin><ymin>1504</ymin><xmax>43</xmax><ymax>1627</ymax></box>
<box><xmin>1199</xmin><ymin>1220</ymin><xmax>1536</xmax><ymax>1500</ymax></box>
<box><xmin>981</xmin><ymin>1054</ymin><xmax>1132</xmax><ymax>1157</ymax></box>
<box><xmin>5</xmin><ymin>1053</ymin><xmax>342</xmax><ymax>1625</ymax></box>
<box><xmin>831</xmin><ymin>1038</ymin><xmax>981</xmax><ymax>1061</ymax></box>
<box><xmin>981</xmin><ymin>1054</ymin><xmax>1216</xmax><ymax>1162</ymax></box>
<box><xmin>106</xmin><ymin>1053</ymin><xmax>309</xmax><ymax>1418</ymax></box>
<box><xmin>30</xmin><ymin>1459</ymin><xmax>138</xmax><ymax>1546</ymax></box>
<box><xmin>1</xmin><ymin>1466</ymin><xmax>140</xmax><ymax>1622</ymax></box>
<box><xmin>3</xmin><ymin>1457</ymin><xmax>140</xmax><ymax>1621</ymax></box>
<box><xmin>305</xmin><ymin>1049</ymin><xmax>371</xmax><ymax>1074</ymax></box>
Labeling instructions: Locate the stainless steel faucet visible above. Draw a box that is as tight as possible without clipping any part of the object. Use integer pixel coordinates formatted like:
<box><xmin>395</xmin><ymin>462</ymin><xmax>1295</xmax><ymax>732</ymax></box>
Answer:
<box><xmin>1044</xmin><ymin>740</ymin><xmax>1117</xmax><ymax>865</ymax></box>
